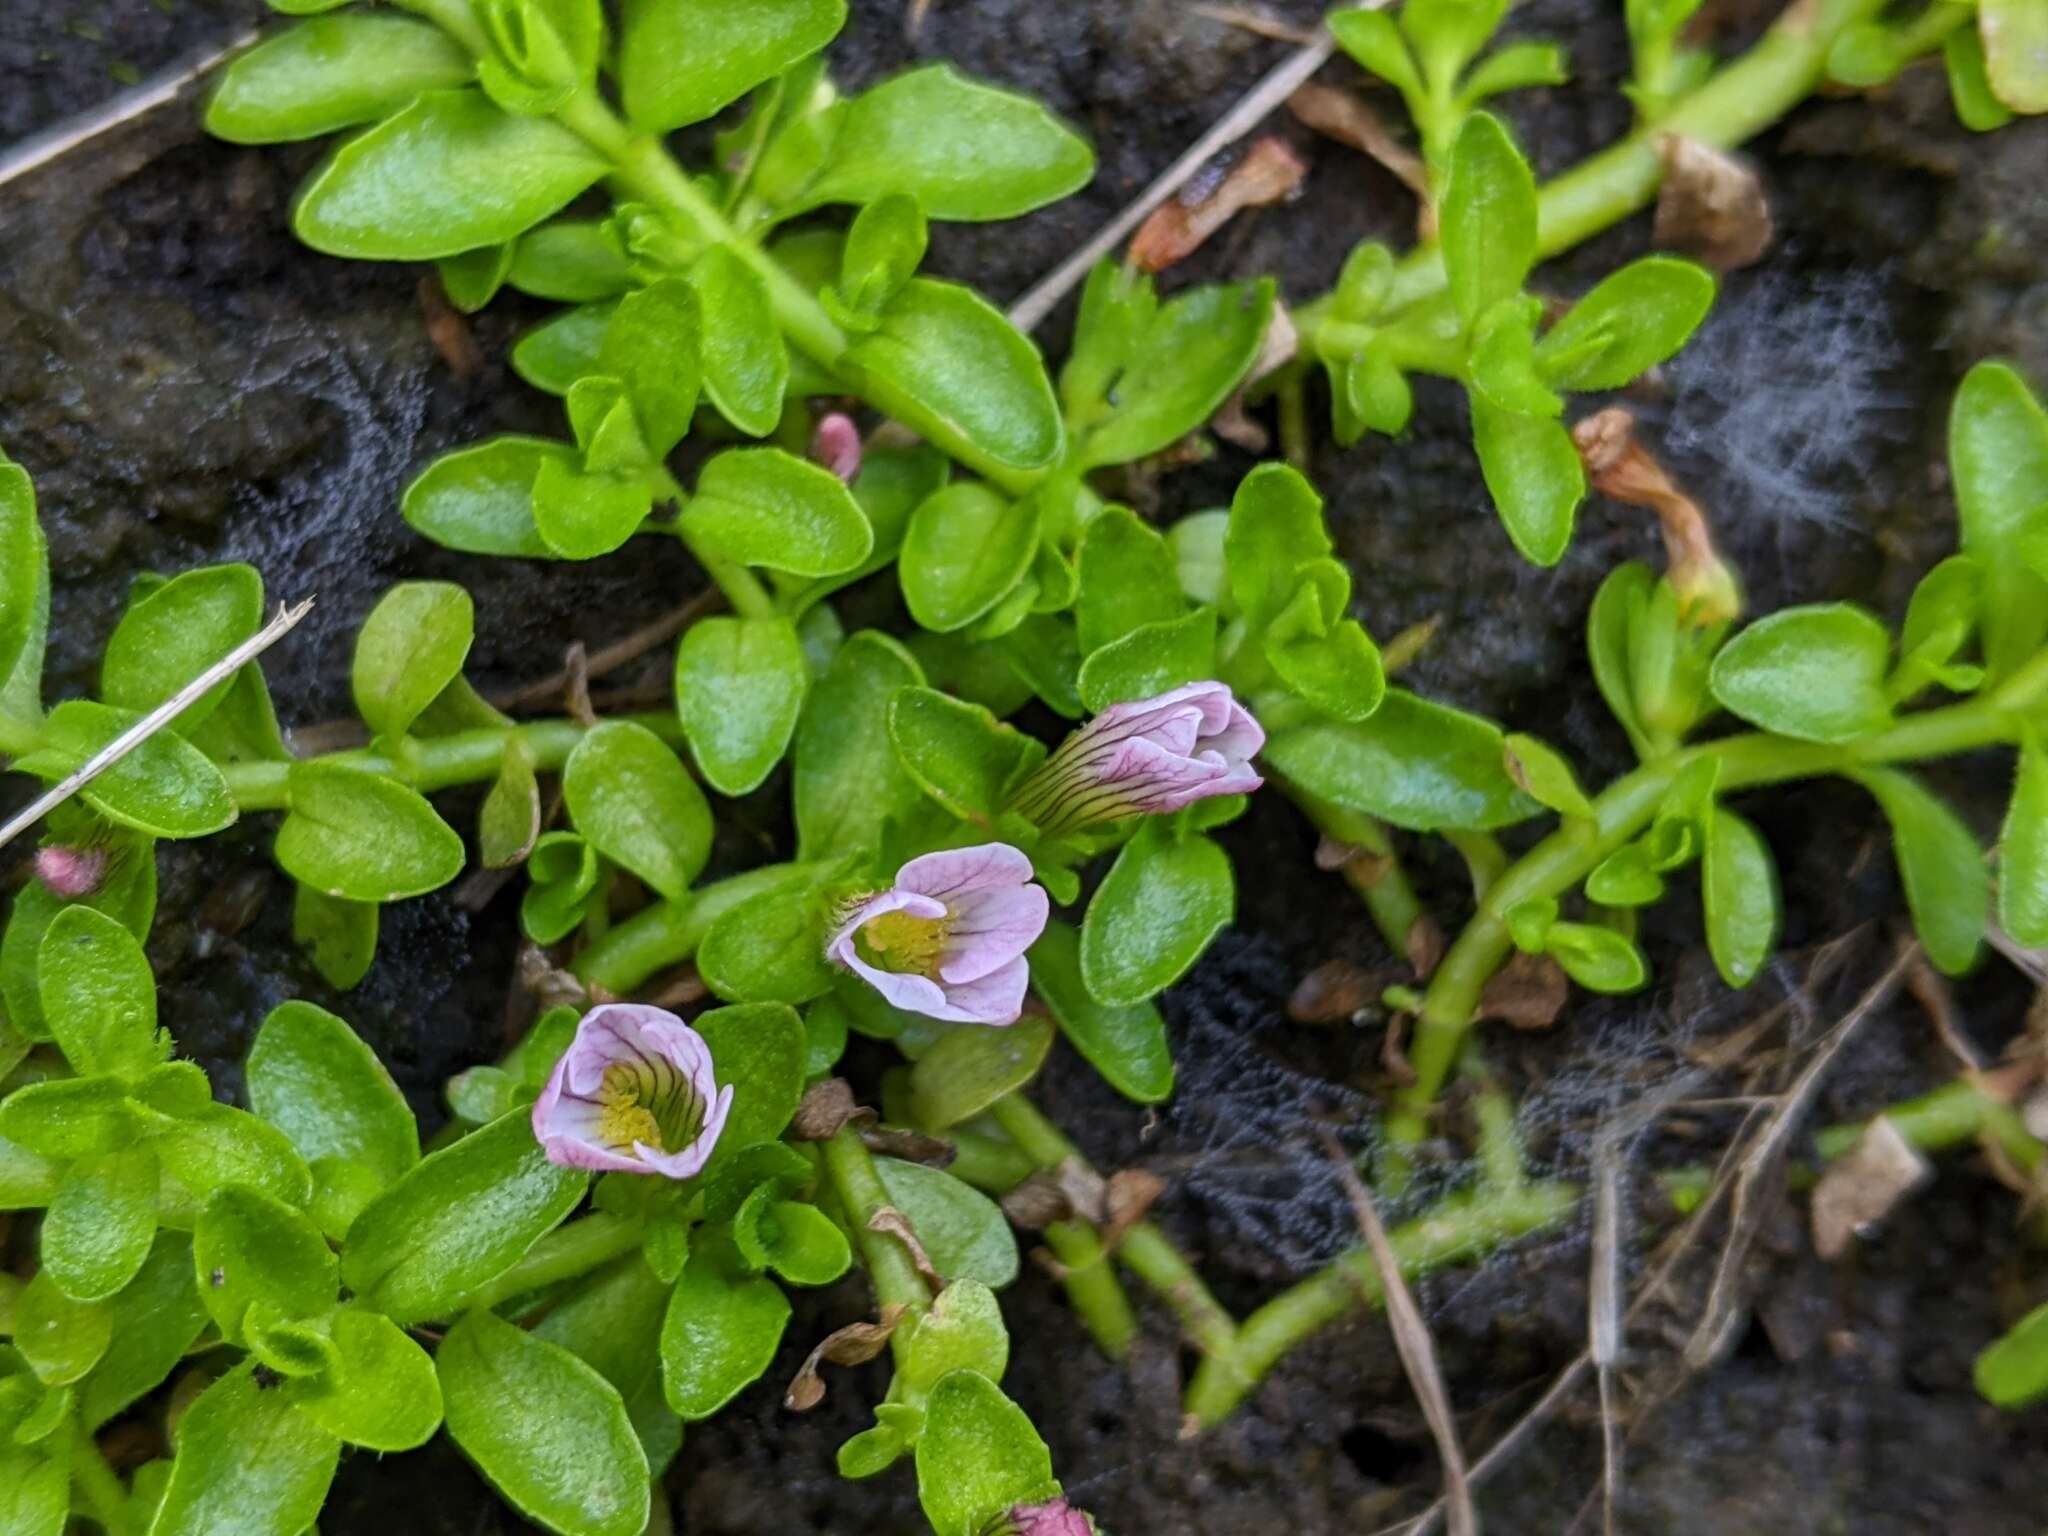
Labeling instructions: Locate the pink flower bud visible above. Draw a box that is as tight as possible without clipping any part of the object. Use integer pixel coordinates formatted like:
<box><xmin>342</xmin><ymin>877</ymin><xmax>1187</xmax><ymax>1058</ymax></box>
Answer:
<box><xmin>531</xmin><ymin>1004</ymin><xmax>733</xmax><ymax>1178</ymax></box>
<box><xmin>1006</xmin><ymin>681</ymin><xmax>1264</xmax><ymax>836</ymax></box>
<box><xmin>811</xmin><ymin>412</ymin><xmax>863</xmax><ymax>483</ymax></box>
<box><xmin>1000</xmin><ymin>1498</ymin><xmax>1096</xmax><ymax>1536</ymax></box>
<box><xmin>34</xmin><ymin>846</ymin><xmax>107</xmax><ymax>900</ymax></box>
<box><xmin>826</xmin><ymin>844</ymin><xmax>1049</xmax><ymax>1026</ymax></box>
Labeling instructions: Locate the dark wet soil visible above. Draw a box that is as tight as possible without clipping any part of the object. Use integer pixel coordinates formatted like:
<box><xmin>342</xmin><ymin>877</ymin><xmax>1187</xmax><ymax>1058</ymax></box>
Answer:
<box><xmin>7</xmin><ymin>0</ymin><xmax>2048</xmax><ymax>1530</ymax></box>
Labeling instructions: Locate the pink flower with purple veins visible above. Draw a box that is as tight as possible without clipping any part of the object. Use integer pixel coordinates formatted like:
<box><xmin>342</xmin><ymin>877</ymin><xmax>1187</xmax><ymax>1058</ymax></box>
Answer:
<box><xmin>1006</xmin><ymin>680</ymin><xmax>1264</xmax><ymax>836</ymax></box>
<box><xmin>531</xmin><ymin>1003</ymin><xmax>734</xmax><ymax>1178</ymax></box>
<box><xmin>826</xmin><ymin>843</ymin><xmax>1050</xmax><ymax>1026</ymax></box>
<box><xmin>984</xmin><ymin>1498</ymin><xmax>1097</xmax><ymax>1535</ymax></box>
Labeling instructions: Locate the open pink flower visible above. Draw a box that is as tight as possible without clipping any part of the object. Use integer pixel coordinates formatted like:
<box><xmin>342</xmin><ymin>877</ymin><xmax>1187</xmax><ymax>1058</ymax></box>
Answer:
<box><xmin>531</xmin><ymin>1003</ymin><xmax>733</xmax><ymax>1178</ymax></box>
<box><xmin>826</xmin><ymin>844</ymin><xmax>1049</xmax><ymax>1026</ymax></box>
<box><xmin>1006</xmin><ymin>680</ymin><xmax>1264</xmax><ymax>836</ymax></box>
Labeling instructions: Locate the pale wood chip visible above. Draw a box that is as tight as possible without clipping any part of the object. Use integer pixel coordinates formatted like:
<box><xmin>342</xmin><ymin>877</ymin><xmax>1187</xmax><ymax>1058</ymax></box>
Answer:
<box><xmin>1653</xmin><ymin>135</ymin><xmax>1772</xmax><ymax>272</ymax></box>
<box><xmin>1810</xmin><ymin>1114</ymin><xmax>1933</xmax><ymax>1260</ymax></box>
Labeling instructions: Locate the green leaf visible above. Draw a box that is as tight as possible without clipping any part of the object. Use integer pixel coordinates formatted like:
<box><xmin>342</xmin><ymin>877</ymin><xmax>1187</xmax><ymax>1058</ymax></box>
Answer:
<box><xmin>802</xmin><ymin>64</ymin><xmax>1093</xmax><ymax>221</ymax></box>
<box><xmin>0</xmin><ymin>452</ymin><xmax>47</xmax><ymax>738</ymax></box>
<box><xmin>915</xmin><ymin>1370</ymin><xmax>1058</xmax><ymax>1536</ymax></box>
<box><xmin>1080</xmin><ymin>821</ymin><xmax>1232</xmax><ymax>1006</ymax></box>
<box><xmin>401</xmin><ymin>435</ymin><xmax>559</xmax><ymax>557</ymax></box>
<box><xmin>1896</xmin><ymin>554</ymin><xmax>1984</xmax><ymax>698</ymax></box>
<box><xmin>841</xmin><ymin>278</ymin><xmax>1064</xmax><ymax>475</ymax></box>
<box><xmin>349</xmin><ymin>581</ymin><xmax>474</xmax><ymax>739</ymax></box>
<box><xmin>1702</xmin><ymin>806</ymin><xmax>1778</xmax><ymax>988</ymax></box>
<box><xmin>1588</xmin><ymin>561</ymin><xmax>1654</xmax><ymax>756</ymax></box>
<box><xmin>512</xmin><ymin>303</ymin><xmax>616</xmax><ymax>396</ymax></box>
<box><xmin>1981</xmin><ymin>0</ymin><xmax>2048</xmax><ymax>113</ymax></box>
<box><xmin>508</xmin><ymin>221</ymin><xmax>633</xmax><ymax>301</ymax></box>
<box><xmin>689</xmin><ymin>246</ymin><xmax>788</xmax><ymax>437</ymax></box>
<box><xmin>888</xmin><ymin>686</ymin><xmax>1047</xmax><ymax>821</ymax></box>
<box><xmin>1977</xmin><ymin>1297</ymin><xmax>2048</xmax><ymax>1407</ymax></box>
<box><xmin>293</xmin><ymin>88</ymin><xmax>607</xmax><ymax>260</ymax></box>
<box><xmin>276</xmin><ymin>761</ymin><xmax>465</xmax><ymax>901</ymax></box>
<box><xmin>900</xmin><ymin>483</ymin><xmax>1043</xmax><ymax>634</ymax></box>
<box><xmin>562</xmin><ymin>720</ymin><xmax>713</xmax><ymax>899</ymax></box>
<box><xmin>79</xmin><ymin>1232</ymin><xmax>208</xmax><ymax>1429</ymax></box>
<box><xmin>1585</xmin><ymin>840</ymin><xmax>1664</xmax><ymax>907</ymax></box>
<box><xmin>1950</xmin><ymin>361</ymin><xmax>2048</xmax><ymax>679</ymax></box>
<box><xmin>674</xmin><ymin>614</ymin><xmax>809</xmax><ymax>796</ymax></box>
<box><xmin>441</xmin><ymin>1308</ymin><xmax>650</xmax><ymax>1536</ymax></box>
<box><xmin>1469</xmin><ymin>394</ymin><xmax>1584</xmax><ymax>566</ymax></box>
<box><xmin>682</xmin><ymin>447</ymin><xmax>873</xmax><ymax>577</ymax></box>
<box><xmin>101</xmin><ymin>564</ymin><xmax>263</xmax><ymax>733</ymax></box>
<box><xmin>738</xmin><ymin>1195</ymin><xmax>852</xmax><ymax>1285</ymax></box>
<box><xmin>437</xmin><ymin>242</ymin><xmax>513</xmax><ymax>312</ymax></box>
<box><xmin>910</xmin><ymin>1016</ymin><xmax>1055</xmax><ymax>1131</ymax></box>
<box><xmin>0</xmin><ymin>1075</ymin><xmax>134</xmax><ymax>1162</ymax></box>
<box><xmin>688</xmin><ymin>1004</ymin><xmax>809</xmax><ymax>1185</ymax></box>
<box><xmin>1076</xmin><ymin>608</ymin><xmax>1219</xmax><ymax>714</ymax></box>
<box><xmin>1543</xmin><ymin>922</ymin><xmax>1648</xmax><ymax>993</ymax></box>
<box><xmin>37</xmin><ymin>904</ymin><xmax>165</xmax><ymax>1079</ymax></box>
<box><xmin>41</xmin><ymin>1147</ymin><xmax>157</xmax><ymax>1302</ymax></box>
<box><xmin>1440</xmin><ymin>111</ymin><xmax>1537</xmax><ymax>327</ymax></box>
<box><xmin>340</xmin><ymin>1112</ymin><xmax>586</xmax><ymax>1324</ymax></box>
<box><xmin>192</xmin><ymin>1185</ymin><xmax>338</xmax><ymax>1341</ymax></box>
<box><xmin>1461</xmin><ymin>38</ymin><xmax>1570</xmax><ymax>98</ymax></box>
<box><xmin>661</xmin><ymin>1240</ymin><xmax>792</xmax><ymax>1420</ymax></box>
<box><xmin>13</xmin><ymin>700</ymin><xmax>235</xmax><ymax>839</ymax></box>
<box><xmin>1709</xmin><ymin>603</ymin><xmax>1893</xmax><ymax>743</ymax></box>
<box><xmin>1329</xmin><ymin>8</ymin><xmax>1422</xmax><ymax>95</ymax></box>
<box><xmin>837</xmin><ymin>193</ymin><xmax>928</xmax><ymax>317</ymax></box>
<box><xmin>598</xmin><ymin>276</ymin><xmax>703</xmax><ymax>457</ymax></box>
<box><xmin>875</xmin><ymin>1160</ymin><xmax>1020</xmax><ymax>1290</ymax></box>
<box><xmin>619</xmin><ymin>0</ymin><xmax>846</xmax><ymax>132</ymax></box>
<box><xmin>697</xmin><ymin>872</ymin><xmax>839</xmax><ymax>1006</ymax></box>
<box><xmin>1262</xmin><ymin>579</ymin><xmax>1385</xmax><ymax>723</ymax></box>
<box><xmin>1945</xmin><ymin>26</ymin><xmax>2015</xmax><ymax>130</ymax></box>
<box><xmin>534</xmin><ymin>1253</ymin><xmax>682</xmax><ymax>1473</ymax></box>
<box><xmin>1852</xmin><ymin>767</ymin><xmax>1988</xmax><ymax>976</ymax></box>
<box><xmin>2003</xmin><ymin>731</ymin><xmax>2048</xmax><ymax>945</ymax></box>
<box><xmin>795</xmin><ymin>631</ymin><xmax>926</xmax><ymax>860</ymax></box>
<box><xmin>1075</xmin><ymin>506</ymin><xmax>1187</xmax><ymax>654</ymax></box>
<box><xmin>206</xmin><ymin>14</ymin><xmax>474</xmax><ymax>143</ymax></box>
<box><xmin>1262</xmin><ymin>688</ymin><xmax>1538</xmax><ymax>832</ymax></box>
<box><xmin>1225</xmin><ymin>461</ymin><xmax>1333</xmax><ymax>630</ymax></box>
<box><xmin>1028</xmin><ymin>919</ymin><xmax>1171</xmax><ymax>1103</ymax></box>
<box><xmin>780</xmin><ymin>444</ymin><xmax>950</xmax><ymax>613</ymax></box>
<box><xmin>15</xmin><ymin>1270</ymin><xmax>112</xmax><ymax>1384</ymax></box>
<box><xmin>1080</xmin><ymin>280</ymin><xmax>1276</xmax><ymax>467</ymax></box>
<box><xmin>149</xmin><ymin>1362</ymin><xmax>341</xmax><ymax>1536</ymax></box>
<box><xmin>0</xmin><ymin>1128</ymin><xmax>61</xmax><ymax>1209</ymax></box>
<box><xmin>1534</xmin><ymin>257</ymin><xmax>1717</xmax><ymax>391</ymax></box>
<box><xmin>150</xmin><ymin>1100</ymin><xmax>314</xmax><ymax>1213</ymax></box>
<box><xmin>1502</xmin><ymin>733</ymin><xmax>1593</xmax><ymax>818</ymax></box>
<box><xmin>247</xmin><ymin>999</ymin><xmax>419</xmax><ymax>1188</ymax></box>
<box><xmin>291</xmin><ymin>885</ymin><xmax>379</xmax><ymax>990</ymax></box>
<box><xmin>285</xmin><ymin>1309</ymin><xmax>441</xmax><ymax>1450</ymax></box>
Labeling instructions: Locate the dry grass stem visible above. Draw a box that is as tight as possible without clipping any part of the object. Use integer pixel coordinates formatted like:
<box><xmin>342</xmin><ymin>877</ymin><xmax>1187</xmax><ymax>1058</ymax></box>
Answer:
<box><xmin>1319</xmin><ymin>1130</ymin><xmax>1476</xmax><ymax>1536</ymax></box>
<box><xmin>1287</xmin><ymin>81</ymin><xmax>1431</xmax><ymax>202</ymax></box>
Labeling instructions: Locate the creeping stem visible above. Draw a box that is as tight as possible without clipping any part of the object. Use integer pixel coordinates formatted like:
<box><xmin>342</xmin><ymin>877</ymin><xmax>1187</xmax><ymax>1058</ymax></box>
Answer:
<box><xmin>1278</xmin><ymin>780</ymin><xmax>1432</xmax><ymax>959</ymax></box>
<box><xmin>1392</xmin><ymin>650</ymin><xmax>2048</xmax><ymax>1145</ymax></box>
<box><xmin>461</xmin><ymin>1212</ymin><xmax>645</xmax><ymax>1315</ymax></box>
<box><xmin>822</xmin><ymin>1126</ymin><xmax>932</xmax><ymax>1365</ymax></box>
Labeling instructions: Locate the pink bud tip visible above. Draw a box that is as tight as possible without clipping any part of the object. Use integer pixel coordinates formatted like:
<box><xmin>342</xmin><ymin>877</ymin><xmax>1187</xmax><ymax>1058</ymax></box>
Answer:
<box><xmin>35</xmin><ymin>847</ymin><xmax>107</xmax><ymax>900</ymax></box>
<box><xmin>811</xmin><ymin>412</ymin><xmax>863</xmax><ymax>483</ymax></box>
<box><xmin>1005</xmin><ymin>1498</ymin><xmax>1095</xmax><ymax>1536</ymax></box>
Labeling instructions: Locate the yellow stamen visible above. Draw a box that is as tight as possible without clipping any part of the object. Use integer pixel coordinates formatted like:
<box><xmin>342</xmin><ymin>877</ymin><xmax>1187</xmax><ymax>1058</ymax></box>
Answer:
<box><xmin>858</xmin><ymin>908</ymin><xmax>951</xmax><ymax>978</ymax></box>
<box><xmin>597</xmin><ymin>1061</ymin><xmax>665</xmax><ymax>1151</ymax></box>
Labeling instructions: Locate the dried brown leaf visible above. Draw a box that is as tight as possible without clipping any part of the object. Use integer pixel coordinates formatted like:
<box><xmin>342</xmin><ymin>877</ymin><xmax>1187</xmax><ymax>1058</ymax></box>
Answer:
<box><xmin>1653</xmin><ymin>135</ymin><xmax>1772</xmax><ymax>273</ymax></box>
<box><xmin>784</xmin><ymin>1303</ymin><xmax>910</xmax><ymax>1411</ymax></box>
<box><xmin>1381</xmin><ymin>615</ymin><xmax>1442</xmax><ymax>675</ymax></box>
<box><xmin>859</xmin><ymin>1124</ymin><xmax>956</xmax><ymax>1167</ymax></box>
<box><xmin>1287</xmin><ymin>81</ymin><xmax>1430</xmax><ymax>200</ymax></box>
<box><xmin>1810</xmin><ymin>1114</ymin><xmax>1932</xmax><ymax>1260</ymax></box>
<box><xmin>517</xmin><ymin>944</ymin><xmax>588</xmax><ymax>1012</ymax></box>
<box><xmin>792</xmin><ymin>1079</ymin><xmax>867</xmax><ymax>1142</ymax></box>
<box><xmin>418</xmin><ymin>275</ymin><xmax>482</xmax><ymax>376</ymax></box>
<box><xmin>1101</xmin><ymin>1168</ymin><xmax>1166</xmax><ymax>1250</ymax></box>
<box><xmin>868</xmin><ymin>1207</ymin><xmax>945</xmax><ymax>1290</ymax></box>
<box><xmin>1477</xmin><ymin>952</ymin><xmax>1569</xmax><ymax>1030</ymax></box>
<box><xmin>1000</xmin><ymin>1173</ymin><xmax>1075</xmax><ymax>1231</ymax></box>
<box><xmin>1406</xmin><ymin>915</ymin><xmax>1447</xmax><ymax>980</ymax></box>
<box><xmin>1572</xmin><ymin>408</ymin><xmax>1738</xmax><ymax>627</ymax></box>
<box><xmin>1128</xmin><ymin>136</ymin><xmax>1307</xmax><ymax>274</ymax></box>
<box><xmin>1288</xmin><ymin>958</ymin><xmax>1378</xmax><ymax>1024</ymax></box>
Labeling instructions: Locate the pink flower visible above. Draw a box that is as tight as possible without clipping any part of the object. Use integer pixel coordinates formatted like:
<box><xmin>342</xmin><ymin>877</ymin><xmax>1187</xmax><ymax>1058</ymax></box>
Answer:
<box><xmin>531</xmin><ymin>1003</ymin><xmax>733</xmax><ymax>1178</ymax></box>
<box><xmin>811</xmin><ymin>412</ymin><xmax>863</xmax><ymax>482</ymax></box>
<box><xmin>826</xmin><ymin>844</ymin><xmax>1049</xmax><ymax>1026</ymax></box>
<box><xmin>1006</xmin><ymin>681</ymin><xmax>1264</xmax><ymax>835</ymax></box>
<box><xmin>991</xmin><ymin>1499</ymin><xmax>1096</xmax><ymax>1536</ymax></box>
<box><xmin>34</xmin><ymin>846</ymin><xmax>107</xmax><ymax>899</ymax></box>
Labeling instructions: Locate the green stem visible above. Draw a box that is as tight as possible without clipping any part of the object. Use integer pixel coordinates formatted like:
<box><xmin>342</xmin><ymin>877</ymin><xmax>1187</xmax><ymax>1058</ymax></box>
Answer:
<box><xmin>1372</xmin><ymin>0</ymin><xmax>1891</xmax><ymax>317</ymax></box>
<box><xmin>571</xmin><ymin>863</ymin><xmax>819</xmax><ymax>994</ymax></box>
<box><xmin>462</xmin><ymin>1213</ymin><xmax>643</xmax><ymax>1314</ymax></box>
<box><xmin>1280</xmin><ymin>781</ymin><xmax>1431</xmax><ymax>958</ymax></box>
<box><xmin>822</xmin><ymin>1126</ymin><xmax>931</xmax><ymax>1363</ymax></box>
<box><xmin>220</xmin><ymin>714</ymin><xmax>686</xmax><ymax>811</ymax></box>
<box><xmin>989</xmin><ymin>1094</ymin><xmax>1237</xmax><ymax>1362</ymax></box>
<box><xmin>655</xmin><ymin>470</ymin><xmax>778</xmax><ymax>619</ymax></box>
<box><xmin>1182</xmin><ymin>1178</ymin><xmax>1580</xmax><ymax>1428</ymax></box>
<box><xmin>1040</xmin><ymin>1220</ymin><xmax>1140</xmax><ymax>1360</ymax></box>
<box><xmin>71</xmin><ymin>1427</ymin><xmax>133</xmax><ymax>1536</ymax></box>
<box><xmin>1392</xmin><ymin>652</ymin><xmax>2048</xmax><ymax>1143</ymax></box>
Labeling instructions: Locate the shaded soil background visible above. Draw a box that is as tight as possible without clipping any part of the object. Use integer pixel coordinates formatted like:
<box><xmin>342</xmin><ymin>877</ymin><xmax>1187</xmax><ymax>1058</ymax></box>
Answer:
<box><xmin>6</xmin><ymin>0</ymin><xmax>2048</xmax><ymax>1530</ymax></box>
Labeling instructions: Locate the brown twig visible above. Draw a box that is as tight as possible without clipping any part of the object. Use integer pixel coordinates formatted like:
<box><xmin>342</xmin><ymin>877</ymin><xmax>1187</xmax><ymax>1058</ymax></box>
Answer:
<box><xmin>489</xmin><ymin>588</ymin><xmax>722</xmax><ymax>713</ymax></box>
<box><xmin>1319</xmin><ymin>1130</ymin><xmax>1476</xmax><ymax>1536</ymax></box>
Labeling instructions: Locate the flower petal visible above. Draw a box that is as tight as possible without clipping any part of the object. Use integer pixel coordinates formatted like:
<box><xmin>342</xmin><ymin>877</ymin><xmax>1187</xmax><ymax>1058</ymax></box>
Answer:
<box><xmin>934</xmin><ymin>954</ymin><xmax>1031</xmax><ymax>1026</ymax></box>
<box><xmin>838</xmin><ymin>946</ymin><xmax>952</xmax><ymax>1016</ymax></box>
<box><xmin>826</xmin><ymin>888</ymin><xmax>947</xmax><ymax>953</ymax></box>
<box><xmin>938</xmin><ymin>881</ymin><xmax>1049</xmax><ymax>984</ymax></box>
<box><xmin>894</xmin><ymin>842</ymin><xmax>1037</xmax><ymax>902</ymax></box>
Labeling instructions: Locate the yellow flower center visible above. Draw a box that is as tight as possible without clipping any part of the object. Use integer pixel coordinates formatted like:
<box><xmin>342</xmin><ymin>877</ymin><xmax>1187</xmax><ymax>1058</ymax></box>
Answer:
<box><xmin>596</xmin><ymin>1060</ymin><xmax>684</xmax><ymax>1152</ymax></box>
<box><xmin>858</xmin><ymin>908</ymin><xmax>951</xmax><ymax>978</ymax></box>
